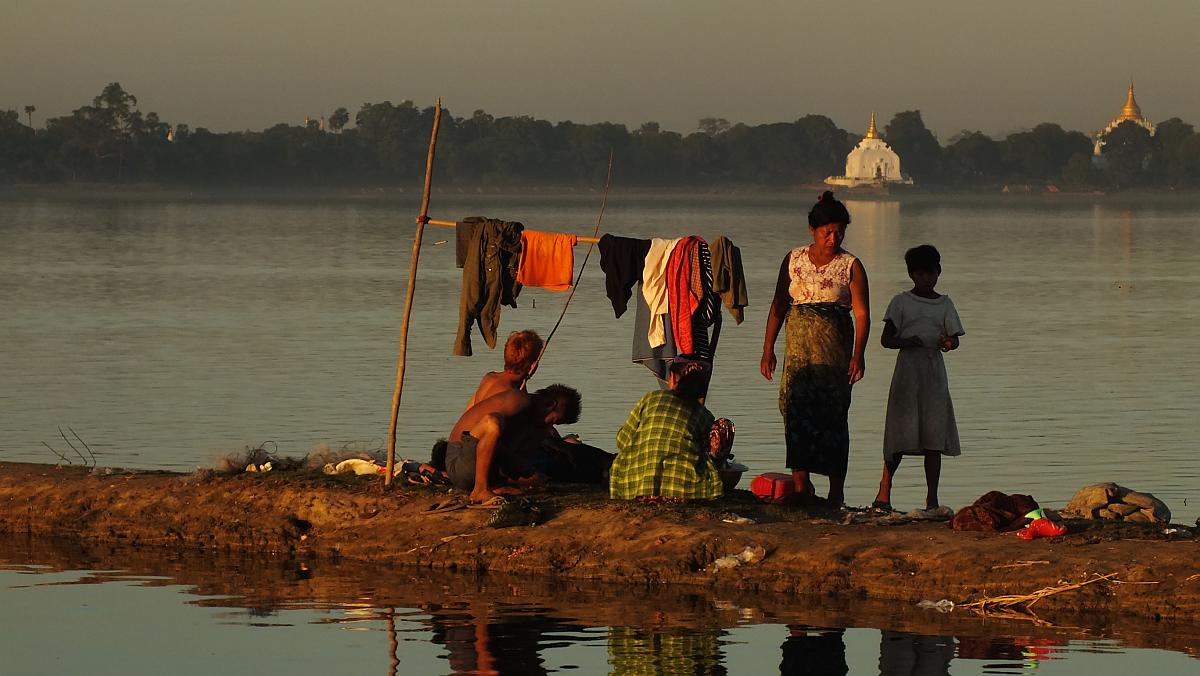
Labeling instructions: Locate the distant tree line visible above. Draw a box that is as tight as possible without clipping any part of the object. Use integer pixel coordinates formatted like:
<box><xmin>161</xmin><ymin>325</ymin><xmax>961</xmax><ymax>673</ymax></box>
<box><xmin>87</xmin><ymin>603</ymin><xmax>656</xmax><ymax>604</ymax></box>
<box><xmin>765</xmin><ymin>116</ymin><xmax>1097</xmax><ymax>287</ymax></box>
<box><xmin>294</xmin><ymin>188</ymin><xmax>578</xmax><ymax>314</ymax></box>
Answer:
<box><xmin>3</xmin><ymin>83</ymin><xmax>1200</xmax><ymax>190</ymax></box>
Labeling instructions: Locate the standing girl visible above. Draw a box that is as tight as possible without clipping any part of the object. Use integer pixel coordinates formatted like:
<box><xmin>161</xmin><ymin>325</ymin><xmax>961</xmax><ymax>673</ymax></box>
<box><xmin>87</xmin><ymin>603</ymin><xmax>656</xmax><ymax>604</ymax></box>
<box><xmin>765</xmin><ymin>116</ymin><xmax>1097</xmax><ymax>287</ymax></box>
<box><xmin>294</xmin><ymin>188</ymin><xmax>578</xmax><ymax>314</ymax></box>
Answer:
<box><xmin>761</xmin><ymin>191</ymin><xmax>870</xmax><ymax>507</ymax></box>
<box><xmin>873</xmin><ymin>245</ymin><xmax>964</xmax><ymax>511</ymax></box>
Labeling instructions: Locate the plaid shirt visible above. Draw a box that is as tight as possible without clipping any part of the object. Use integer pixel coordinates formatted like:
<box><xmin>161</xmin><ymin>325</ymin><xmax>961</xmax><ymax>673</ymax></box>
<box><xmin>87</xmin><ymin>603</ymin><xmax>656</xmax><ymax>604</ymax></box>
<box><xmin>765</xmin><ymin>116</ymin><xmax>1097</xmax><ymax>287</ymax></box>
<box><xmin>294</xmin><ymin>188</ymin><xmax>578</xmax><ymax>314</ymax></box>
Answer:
<box><xmin>610</xmin><ymin>390</ymin><xmax>723</xmax><ymax>500</ymax></box>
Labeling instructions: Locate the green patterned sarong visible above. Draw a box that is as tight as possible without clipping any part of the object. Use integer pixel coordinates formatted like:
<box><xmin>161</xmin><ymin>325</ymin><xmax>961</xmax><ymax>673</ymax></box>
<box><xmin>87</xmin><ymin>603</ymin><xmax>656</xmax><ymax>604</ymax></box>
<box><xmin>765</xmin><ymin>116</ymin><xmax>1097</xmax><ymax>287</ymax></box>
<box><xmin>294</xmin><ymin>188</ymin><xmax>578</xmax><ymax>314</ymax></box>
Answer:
<box><xmin>780</xmin><ymin>303</ymin><xmax>853</xmax><ymax>476</ymax></box>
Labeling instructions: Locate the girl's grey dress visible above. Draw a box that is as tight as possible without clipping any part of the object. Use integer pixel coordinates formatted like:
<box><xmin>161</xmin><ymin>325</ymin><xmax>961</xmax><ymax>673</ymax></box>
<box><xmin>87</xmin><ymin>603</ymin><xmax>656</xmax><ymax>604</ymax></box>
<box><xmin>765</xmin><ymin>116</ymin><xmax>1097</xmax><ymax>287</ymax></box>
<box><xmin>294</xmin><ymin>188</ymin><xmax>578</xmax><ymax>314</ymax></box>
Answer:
<box><xmin>882</xmin><ymin>291</ymin><xmax>965</xmax><ymax>459</ymax></box>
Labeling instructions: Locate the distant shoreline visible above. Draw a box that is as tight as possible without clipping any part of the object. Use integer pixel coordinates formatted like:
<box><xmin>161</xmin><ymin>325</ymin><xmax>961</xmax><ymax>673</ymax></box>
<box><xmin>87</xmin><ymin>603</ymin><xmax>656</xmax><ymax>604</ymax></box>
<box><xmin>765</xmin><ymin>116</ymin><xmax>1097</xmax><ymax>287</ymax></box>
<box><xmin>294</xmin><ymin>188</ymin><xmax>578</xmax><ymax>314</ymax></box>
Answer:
<box><xmin>5</xmin><ymin>182</ymin><xmax>1200</xmax><ymax>205</ymax></box>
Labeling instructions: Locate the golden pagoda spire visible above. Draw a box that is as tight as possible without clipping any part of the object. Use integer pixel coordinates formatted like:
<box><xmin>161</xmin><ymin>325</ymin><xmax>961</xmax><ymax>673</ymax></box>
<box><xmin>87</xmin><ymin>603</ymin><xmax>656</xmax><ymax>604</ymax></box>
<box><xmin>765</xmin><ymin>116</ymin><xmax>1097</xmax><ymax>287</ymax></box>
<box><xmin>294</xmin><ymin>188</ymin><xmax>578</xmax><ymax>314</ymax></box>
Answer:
<box><xmin>1119</xmin><ymin>83</ymin><xmax>1143</xmax><ymax>122</ymax></box>
<box><xmin>864</xmin><ymin>111</ymin><xmax>879</xmax><ymax>139</ymax></box>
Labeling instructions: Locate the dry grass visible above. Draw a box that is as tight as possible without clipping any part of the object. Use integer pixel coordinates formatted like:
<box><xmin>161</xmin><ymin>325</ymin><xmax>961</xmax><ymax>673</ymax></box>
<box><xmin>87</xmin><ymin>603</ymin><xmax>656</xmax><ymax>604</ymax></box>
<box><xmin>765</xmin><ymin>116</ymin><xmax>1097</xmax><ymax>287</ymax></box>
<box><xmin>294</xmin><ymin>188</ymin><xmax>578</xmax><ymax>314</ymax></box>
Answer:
<box><xmin>959</xmin><ymin>573</ymin><xmax>1118</xmax><ymax>611</ymax></box>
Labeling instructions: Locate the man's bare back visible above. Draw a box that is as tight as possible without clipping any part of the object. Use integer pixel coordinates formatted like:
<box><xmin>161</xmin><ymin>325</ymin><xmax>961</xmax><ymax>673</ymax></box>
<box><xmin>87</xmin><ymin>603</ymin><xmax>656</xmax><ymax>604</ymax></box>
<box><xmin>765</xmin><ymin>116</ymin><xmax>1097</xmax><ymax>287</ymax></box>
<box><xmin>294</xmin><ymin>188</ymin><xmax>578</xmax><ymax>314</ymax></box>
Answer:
<box><xmin>451</xmin><ymin>389</ymin><xmax>535</xmax><ymax>440</ymax></box>
<box><xmin>464</xmin><ymin>370</ymin><xmax>526</xmax><ymax>411</ymax></box>
<box><xmin>446</xmin><ymin>386</ymin><xmax>576</xmax><ymax>504</ymax></box>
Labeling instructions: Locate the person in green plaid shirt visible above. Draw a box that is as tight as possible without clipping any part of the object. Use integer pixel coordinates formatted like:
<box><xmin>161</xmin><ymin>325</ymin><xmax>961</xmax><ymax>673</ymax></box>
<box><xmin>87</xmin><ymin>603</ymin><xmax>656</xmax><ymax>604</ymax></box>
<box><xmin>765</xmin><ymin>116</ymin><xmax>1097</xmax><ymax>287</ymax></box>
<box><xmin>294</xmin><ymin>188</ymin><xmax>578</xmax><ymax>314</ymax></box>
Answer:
<box><xmin>610</xmin><ymin>357</ymin><xmax>724</xmax><ymax>500</ymax></box>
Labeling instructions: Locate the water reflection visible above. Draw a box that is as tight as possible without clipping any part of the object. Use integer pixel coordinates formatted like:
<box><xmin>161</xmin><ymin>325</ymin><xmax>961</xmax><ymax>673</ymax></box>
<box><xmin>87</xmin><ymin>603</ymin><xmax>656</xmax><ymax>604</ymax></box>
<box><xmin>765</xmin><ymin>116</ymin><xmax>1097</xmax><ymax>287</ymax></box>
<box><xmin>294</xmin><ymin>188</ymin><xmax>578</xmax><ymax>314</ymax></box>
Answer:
<box><xmin>609</xmin><ymin>626</ymin><xmax>725</xmax><ymax>675</ymax></box>
<box><xmin>423</xmin><ymin>599</ymin><xmax>592</xmax><ymax>676</ymax></box>
<box><xmin>878</xmin><ymin>630</ymin><xmax>954</xmax><ymax>676</ymax></box>
<box><xmin>3</xmin><ymin>537</ymin><xmax>1199</xmax><ymax>675</ymax></box>
<box><xmin>780</xmin><ymin>625</ymin><xmax>847</xmax><ymax>675</ymax></box>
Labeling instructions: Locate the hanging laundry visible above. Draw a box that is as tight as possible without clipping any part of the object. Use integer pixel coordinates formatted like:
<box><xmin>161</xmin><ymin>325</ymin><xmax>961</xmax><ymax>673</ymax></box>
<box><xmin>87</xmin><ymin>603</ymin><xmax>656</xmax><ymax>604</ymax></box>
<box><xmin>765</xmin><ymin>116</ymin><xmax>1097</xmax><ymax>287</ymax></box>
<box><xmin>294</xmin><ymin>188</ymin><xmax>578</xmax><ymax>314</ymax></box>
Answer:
<box><xmin>454</xmin><ymin>218</ymin><xmax>524</xmax><ymax>356</ymax></box>
<box><xmin>632</xmin><ymin>284</ymin><xmax>677</xmax><ymax>383</ymax></box>
<box><xmin>710</xmin><ymin>236</ymin><xmax>749</xmax><ymax>324</ymax></box>
<box><xmin>664</xmin><ymin>236</ymin><xmax>720</xmax><ymax>357</ymax></box>
<box><xmin>598</xmin><ymin>234</ymin><xmax>652</xmax><ymax>318</ymax></box>
<box><xmin>666</xmin><ymin>236</ymin><xmax>705</xmax><ymax>355</ymax></box>
<box><xmin>690</xmin><ymin>240</ymin><xmax>720</xmax><ymax>362</ymax></box>
<box><xmin>455</xmin><ymin>217</ymin><xmax>484</xmax><ymax>268</ymax></box>
<box><xmin>516</xmin><ymin>229</ymin><xmax>578</xmax><ymax>291</ymax></box>
<box><xmin>641</xmin><ymin>238</ymin><xmax>681</xmax><ymax>348</ymax></box>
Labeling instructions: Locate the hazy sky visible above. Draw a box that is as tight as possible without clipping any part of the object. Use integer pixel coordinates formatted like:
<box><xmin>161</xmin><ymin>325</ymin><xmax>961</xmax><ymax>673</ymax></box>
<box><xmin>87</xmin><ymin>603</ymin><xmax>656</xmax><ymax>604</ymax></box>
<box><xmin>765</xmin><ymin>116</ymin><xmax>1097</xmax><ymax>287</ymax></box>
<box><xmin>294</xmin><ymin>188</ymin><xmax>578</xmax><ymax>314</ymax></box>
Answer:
<box><xmin>4</xmin><ymin>1</ymin><xmax>1199</xmax><ymax>139</ymax></box>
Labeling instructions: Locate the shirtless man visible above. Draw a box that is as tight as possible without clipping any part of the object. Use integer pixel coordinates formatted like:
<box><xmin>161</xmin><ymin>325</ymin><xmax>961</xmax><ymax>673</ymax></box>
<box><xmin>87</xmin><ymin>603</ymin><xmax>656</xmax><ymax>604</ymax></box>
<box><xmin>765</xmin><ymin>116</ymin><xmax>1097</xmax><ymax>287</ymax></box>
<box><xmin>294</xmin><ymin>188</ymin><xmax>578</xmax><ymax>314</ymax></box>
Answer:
<box><xmin>445</xmin><ymin>383</ymin><xmax>581</xmax><ymax>505</ymax></box>
<box><xmin>418</xmin><ymin>331</ymin><xmax>545</xmax><ymax>481</ymax></box>
<box><xmin>465</xmin><ymin>330</ymin><xmax>543</xmax><ymax>409</ymax></box>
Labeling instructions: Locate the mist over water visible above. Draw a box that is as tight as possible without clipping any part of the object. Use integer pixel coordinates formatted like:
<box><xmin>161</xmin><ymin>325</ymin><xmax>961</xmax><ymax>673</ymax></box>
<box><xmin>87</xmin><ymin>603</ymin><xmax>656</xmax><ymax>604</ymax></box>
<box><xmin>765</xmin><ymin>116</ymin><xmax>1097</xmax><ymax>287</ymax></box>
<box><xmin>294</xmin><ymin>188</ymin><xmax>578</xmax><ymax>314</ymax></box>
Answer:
<box><xmin>1</xmin><ymin>192</ymin><xmax>1198</xmax><ymax>521</ymax></box>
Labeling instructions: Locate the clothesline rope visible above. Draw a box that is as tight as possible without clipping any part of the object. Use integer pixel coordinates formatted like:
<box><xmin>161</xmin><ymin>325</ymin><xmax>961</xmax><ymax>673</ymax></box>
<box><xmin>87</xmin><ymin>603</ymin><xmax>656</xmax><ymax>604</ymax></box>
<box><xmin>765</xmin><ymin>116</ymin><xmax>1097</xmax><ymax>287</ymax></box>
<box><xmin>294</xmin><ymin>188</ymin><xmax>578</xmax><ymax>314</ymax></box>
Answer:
<box><xmin>425</xmin><ymin>218</ymin><xmax>601</xmax><ymax>244</ymax></box>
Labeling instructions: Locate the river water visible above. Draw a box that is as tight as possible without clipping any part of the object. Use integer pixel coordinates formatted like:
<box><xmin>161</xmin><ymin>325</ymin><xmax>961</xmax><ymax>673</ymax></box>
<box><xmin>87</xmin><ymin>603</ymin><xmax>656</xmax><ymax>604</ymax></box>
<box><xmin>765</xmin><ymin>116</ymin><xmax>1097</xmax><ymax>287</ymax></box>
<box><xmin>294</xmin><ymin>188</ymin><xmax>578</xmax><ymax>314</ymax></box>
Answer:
<box><xmin>2</xmin><ymin>537</ymin><xmax>1197</xmax><ymax>675</ymax></box>
<box><xmin>2</xmin><ymin>192</ymin><xmax>1198</xmax><ymax>520</ymax></box>
<box><xmin>3</xmin><ymin>192</ymin><xmax>1200</xmax><ymax>674</ymax></box>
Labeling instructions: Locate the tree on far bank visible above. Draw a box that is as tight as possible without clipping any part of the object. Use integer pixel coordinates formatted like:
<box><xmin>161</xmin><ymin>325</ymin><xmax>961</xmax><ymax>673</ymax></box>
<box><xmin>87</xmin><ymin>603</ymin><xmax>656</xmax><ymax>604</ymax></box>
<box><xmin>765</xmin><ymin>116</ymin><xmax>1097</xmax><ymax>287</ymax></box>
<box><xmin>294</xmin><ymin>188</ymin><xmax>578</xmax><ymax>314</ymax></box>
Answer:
<box><xmin>0</xmin><ymin>110</ymin><xmax>35</xmax><ymax>180</ymax></box>
<box><xmin>329</xmin><ymin>107</ymin><xmax>350</xmax><ymax>133</ymax></box>
<box><xmin>884</xmin><ymin>110</ymin><xmax>941</xmax><ymax>182</ymax></box>
<box><xmin>1151</xmin><ymin>117</ymin><xmax>1196</xmax><ymax>187</ymax></box>
<box><xmin>697</xmin><ymin>117</ymin><xmax>731</xmax><ymax>136</ymax></box>
<box><xmin>24</xmin><ymin>105</ymin><xmax>35</xmax><ymax>129</ymax></box>
<box><xmin>1101</xmin><ymin>121</ymin><xmax>1155</xmax><ymax>188</ymax></box>
<box><xmin>943</xmin><ymin>130</ymin><xmax>1001</xmax><ymax>186</ymax></box>
<box><xmin>1003</xmin><ymin>123</ymin><xmax>1091</xmax><ymax>182</ymax></box>
<box><xmin>1060</xmin><ymin>152</ymin><xmax>1096</xmax><ymax>187</ymax></box>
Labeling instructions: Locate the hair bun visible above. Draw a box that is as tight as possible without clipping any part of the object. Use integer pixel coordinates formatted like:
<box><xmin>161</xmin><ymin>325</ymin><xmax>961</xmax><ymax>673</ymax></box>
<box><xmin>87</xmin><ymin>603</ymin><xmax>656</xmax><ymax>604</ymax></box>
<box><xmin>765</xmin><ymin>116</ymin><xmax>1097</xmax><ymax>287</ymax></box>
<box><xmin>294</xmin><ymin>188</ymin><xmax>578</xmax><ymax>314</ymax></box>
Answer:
<box><xmin>819</xmin><ymin>190</ymin><xmax>834</xmax><ymax>203</ymax></box>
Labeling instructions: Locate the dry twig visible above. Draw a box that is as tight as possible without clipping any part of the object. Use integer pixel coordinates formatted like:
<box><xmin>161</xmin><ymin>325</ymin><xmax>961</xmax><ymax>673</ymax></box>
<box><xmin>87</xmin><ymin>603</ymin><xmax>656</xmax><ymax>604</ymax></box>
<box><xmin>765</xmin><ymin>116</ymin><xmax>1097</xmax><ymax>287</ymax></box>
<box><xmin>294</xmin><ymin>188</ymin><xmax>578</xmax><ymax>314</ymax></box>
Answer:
<box><xmin>65</xmin><ymin>426</ymin><xmax>97</xmax><ymax>466</ymax></box>
<box><xmin>991</xmin><ymin>560</ymin><xmax>1051</xmax><ymax>570</ymax></box>
<box><xmin>41</xmin><ymin>441</ymin><xmax>71</xmax><ymax>465</ymax></box>
<box><xmin>959</xmin><ymin>573</ymin><xmax>1118</xmax><ymax>611</ymax></box>
<box><xmin>403</xmin><ymin>532</ymin><xmax>478</xmax><ymax>555</ymax></box>
<box><xmin>59</xmin><ymin>427</ymin><xmax>90</xmax><ymax>466</ymax></box>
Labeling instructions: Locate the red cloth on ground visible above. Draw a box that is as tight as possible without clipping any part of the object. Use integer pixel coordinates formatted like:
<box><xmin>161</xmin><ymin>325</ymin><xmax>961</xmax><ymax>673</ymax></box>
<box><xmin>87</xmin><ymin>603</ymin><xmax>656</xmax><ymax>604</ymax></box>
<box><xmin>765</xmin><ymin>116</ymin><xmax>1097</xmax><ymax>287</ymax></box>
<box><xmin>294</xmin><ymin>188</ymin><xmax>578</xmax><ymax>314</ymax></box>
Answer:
<box><xmin>666</xmin><ymin>236</ymin><xmax>703</xmax><ymax>354</ymax></box>
<box><xmin>517</xmin><ymin>230</ymin><xmax>577</xmax><ymax>292</ymax></box>
<box><xmin>949</xmin><ymin>491</ymin><xmax>1040</xmax><ymax>532</ymax></box>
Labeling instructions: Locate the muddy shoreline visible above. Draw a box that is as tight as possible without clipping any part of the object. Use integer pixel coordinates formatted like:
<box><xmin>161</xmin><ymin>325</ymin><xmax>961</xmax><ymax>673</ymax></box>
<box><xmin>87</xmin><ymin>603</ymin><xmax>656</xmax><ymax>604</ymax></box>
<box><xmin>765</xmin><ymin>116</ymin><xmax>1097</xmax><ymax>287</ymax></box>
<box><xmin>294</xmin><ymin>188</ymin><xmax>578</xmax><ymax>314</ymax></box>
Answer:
<box><xmin>2</xmin><ymin>461</ymin><xmax>1197</xmax><ymax>625</ymax></box>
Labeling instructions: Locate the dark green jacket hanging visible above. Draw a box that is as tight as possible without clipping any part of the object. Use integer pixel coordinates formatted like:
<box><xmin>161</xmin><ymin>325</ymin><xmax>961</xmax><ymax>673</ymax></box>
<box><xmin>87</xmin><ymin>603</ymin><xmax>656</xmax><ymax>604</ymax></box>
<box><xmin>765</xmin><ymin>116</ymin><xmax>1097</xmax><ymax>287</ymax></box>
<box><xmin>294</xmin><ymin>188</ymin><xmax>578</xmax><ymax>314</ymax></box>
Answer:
<box><xmin>454</xmin><ymin>217</ymin><xmax>524</xmax><ymax>356</ymax></box>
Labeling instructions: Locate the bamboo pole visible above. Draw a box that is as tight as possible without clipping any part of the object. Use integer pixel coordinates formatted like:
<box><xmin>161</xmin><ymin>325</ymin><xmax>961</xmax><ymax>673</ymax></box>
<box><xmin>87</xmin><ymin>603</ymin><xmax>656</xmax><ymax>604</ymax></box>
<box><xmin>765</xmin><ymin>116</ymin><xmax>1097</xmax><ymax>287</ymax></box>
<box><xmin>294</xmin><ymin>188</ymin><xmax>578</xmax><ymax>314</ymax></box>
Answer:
<box><xmin>426</xmin><ymin>218</ymin><xmax>600</xmax><ymax>244</ymax></box>
<box><xmin>385</xmin><ymin>98</ymin><xmax>443</xmax><ymax>486</ymax></box>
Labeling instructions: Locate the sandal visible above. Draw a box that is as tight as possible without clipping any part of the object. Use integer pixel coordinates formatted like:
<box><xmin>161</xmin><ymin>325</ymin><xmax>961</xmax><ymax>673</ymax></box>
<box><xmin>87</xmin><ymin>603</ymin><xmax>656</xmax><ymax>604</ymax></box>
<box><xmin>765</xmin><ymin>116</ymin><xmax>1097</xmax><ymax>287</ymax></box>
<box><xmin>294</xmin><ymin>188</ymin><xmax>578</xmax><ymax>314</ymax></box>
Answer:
<box><xmin>422</xmin><ymin>468</ymin><xmax>452</xmax><ymax>486</ymax></box>
<box><xmin>425</xmin><ymin>497</ymin><xmax>467</xmax><ymax>514</ymax></box>
<box><xmin>467</xmin><ymin>495</ymin><xmax>509</xmax><ymax>510</ymax></box>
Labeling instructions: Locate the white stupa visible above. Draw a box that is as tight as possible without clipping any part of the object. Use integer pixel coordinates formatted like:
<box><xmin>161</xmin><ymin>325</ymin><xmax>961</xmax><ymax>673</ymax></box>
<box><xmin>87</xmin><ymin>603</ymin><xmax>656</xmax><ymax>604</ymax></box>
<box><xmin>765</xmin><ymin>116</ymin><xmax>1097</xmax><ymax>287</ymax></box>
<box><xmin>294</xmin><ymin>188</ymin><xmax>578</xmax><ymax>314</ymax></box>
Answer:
<box><xmin>825</xmin><ymin>113</ymin><xmax>913</xmax><ymax>188</ymax></box>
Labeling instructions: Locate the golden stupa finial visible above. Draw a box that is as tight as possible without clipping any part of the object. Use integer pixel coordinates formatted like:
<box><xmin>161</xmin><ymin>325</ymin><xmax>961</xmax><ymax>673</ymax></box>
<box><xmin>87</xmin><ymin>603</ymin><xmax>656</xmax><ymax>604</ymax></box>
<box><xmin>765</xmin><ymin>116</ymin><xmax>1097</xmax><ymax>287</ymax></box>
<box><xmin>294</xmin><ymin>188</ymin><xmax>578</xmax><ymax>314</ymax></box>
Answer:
<box><xmin>1119</xmin><ymin>82</ymin><xmax>1143</xmax><ymax>121</ymax></box>
<box><xmin>864</xmin><ymin>111</ymin><xmax>879</xmax><ymax>139</ymax></box>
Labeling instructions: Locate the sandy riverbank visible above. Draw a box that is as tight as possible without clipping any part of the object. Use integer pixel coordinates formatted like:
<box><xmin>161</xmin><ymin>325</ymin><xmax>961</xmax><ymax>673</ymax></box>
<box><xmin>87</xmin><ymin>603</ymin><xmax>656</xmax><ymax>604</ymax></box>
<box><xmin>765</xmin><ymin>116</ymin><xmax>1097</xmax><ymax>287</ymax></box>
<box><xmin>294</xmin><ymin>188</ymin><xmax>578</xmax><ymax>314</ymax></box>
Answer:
<box><xmin>1</xmin><ymin>461</ymin><xmax>1197</xmax><ymax>624</ymax></box>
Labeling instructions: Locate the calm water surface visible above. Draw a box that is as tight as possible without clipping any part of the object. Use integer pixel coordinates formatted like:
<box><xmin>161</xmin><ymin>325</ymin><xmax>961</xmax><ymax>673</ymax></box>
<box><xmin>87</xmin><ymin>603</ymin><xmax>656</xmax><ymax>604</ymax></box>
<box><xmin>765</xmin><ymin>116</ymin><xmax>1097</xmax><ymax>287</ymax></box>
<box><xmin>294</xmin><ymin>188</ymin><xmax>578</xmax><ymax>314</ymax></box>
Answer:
<box><xmin>2</xmin><ymin>192</ymin><xmax>1197</xmax><ymax>520</ymax></box>
<box><xmin>4</xmin><ymin>193</ymin><xmax>1200</xmax><ymax>674</ymax></box>
<box><xmin>2</xmin><ymin>537</ymin><xmax>1197</xmax><ymax>676</ymax></box>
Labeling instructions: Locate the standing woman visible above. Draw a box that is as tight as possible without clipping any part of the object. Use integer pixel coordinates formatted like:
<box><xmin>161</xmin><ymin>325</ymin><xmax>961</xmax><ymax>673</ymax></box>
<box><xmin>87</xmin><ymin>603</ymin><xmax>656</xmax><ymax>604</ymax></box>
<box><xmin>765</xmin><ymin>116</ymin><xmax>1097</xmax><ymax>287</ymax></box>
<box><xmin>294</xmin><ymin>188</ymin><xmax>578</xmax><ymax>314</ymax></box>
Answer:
<box><xmin>761</xmin><ymin>191</ymin><xmax>870</xmax><ymax>507</ymax></box>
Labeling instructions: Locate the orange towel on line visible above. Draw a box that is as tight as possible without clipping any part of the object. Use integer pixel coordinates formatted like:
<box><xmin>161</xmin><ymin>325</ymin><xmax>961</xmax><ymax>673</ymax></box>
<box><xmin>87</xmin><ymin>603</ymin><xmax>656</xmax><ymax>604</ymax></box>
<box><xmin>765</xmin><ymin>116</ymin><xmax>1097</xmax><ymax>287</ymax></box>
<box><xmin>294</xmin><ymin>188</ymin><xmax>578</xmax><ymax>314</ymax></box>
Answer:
<box><xmin>517</xmin><ymin>230</ymin><xmax>578</xmax><ymax>291</ymax></box>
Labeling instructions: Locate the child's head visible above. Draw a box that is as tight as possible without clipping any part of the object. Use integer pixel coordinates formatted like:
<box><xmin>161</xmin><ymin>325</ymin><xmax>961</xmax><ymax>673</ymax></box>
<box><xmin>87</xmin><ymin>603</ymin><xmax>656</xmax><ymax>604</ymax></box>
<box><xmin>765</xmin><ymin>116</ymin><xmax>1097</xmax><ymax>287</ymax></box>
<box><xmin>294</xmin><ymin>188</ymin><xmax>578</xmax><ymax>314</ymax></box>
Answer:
<box><xmin>536</xmin><ymin>383</ymin><xmax>582</xmax><ymax>425</ymax></box>
<box><xmin>904</xmin><ymin>244</ymin><xmax>942</xmax><ymax>292</ymax></box>
<box><xmin>905</xmin><ymin>244</ymin><xmax>941</xmax><ymax>274</ymax></box>
<box><xmin>503</xmin><ymin>330</ymin><xmax>544</xmax><ymax>375</ymax></box>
